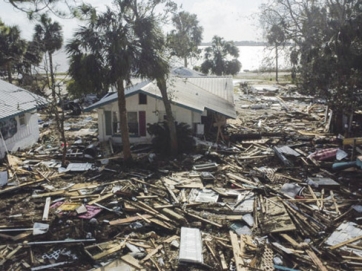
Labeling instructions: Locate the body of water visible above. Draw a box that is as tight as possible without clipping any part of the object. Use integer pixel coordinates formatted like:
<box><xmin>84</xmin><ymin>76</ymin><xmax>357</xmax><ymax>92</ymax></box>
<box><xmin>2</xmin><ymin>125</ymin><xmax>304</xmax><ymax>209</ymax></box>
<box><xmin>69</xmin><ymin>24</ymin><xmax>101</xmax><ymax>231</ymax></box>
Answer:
<box><xmin>52</xmin><ymin>46</ymin><xmax>291</xmax><ymax>74</ymax></box>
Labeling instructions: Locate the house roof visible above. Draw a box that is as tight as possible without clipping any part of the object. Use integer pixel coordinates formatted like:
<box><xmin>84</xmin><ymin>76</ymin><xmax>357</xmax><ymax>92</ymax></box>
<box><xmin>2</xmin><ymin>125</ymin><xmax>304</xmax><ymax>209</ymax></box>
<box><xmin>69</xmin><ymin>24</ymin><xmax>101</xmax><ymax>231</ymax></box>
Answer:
<box><xmin>0</xmin><ymin>79</ymin><xmax>48</xmax><ymax>121</ymax></box>
<box><xmin>171</xmin><ymin>67</ymin><xmax>235</xmax><ymax>104</ymax></box>
<box><xmin>84</xmin><ymin>72</ymin><xmax>236</xmax><ymax>119</ymax></box>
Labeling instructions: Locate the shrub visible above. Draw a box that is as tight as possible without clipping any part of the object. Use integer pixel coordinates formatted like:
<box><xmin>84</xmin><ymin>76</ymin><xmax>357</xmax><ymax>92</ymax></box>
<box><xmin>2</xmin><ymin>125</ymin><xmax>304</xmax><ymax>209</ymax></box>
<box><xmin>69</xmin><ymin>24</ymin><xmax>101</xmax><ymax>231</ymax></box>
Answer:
<box><xmin>147</xmin><ymin>122</ymin><xmax>195</xmax><ymax>154</ymax></box>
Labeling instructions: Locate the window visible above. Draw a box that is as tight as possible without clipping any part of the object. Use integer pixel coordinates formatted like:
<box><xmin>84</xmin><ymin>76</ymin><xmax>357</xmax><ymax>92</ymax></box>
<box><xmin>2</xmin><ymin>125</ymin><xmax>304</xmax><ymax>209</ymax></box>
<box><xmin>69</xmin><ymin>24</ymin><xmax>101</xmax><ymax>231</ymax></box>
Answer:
<box><xmin>112</xmin><ymin>112</ymin><xmax>119</xmax><ymax>134</ymax></box>
<box><xmin>139</xmin><ymin>93</ymin><xmax>147</xmax><ymax>104</ymax></box>
<box><xmin>19</xmin><ymin>114</ymin><xmax>26</xmax><ymax>126</ymax></box>
<box><xmin>104</xmin><ymin>111</ymin><xmax>112</xmax><ymax>136</ymax></box>
<box><xmin>127</xmin><ymin>112</ymin><xmax>139</xmax><ymax>136</ymax></box>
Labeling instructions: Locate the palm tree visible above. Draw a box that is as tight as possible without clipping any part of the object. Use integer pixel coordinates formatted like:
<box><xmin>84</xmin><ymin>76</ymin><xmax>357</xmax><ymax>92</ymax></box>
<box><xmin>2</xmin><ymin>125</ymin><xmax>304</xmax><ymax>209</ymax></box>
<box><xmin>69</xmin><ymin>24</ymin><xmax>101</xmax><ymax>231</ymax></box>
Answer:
<box><xmin>200</xmin><ymin>35</ymin><xmax>241</xmax><ymax>76</ymax></box>
<box><xmin>267</xmin><ymin>24</ymin><xmax>286</xmax><ymax>82</ymax></box>
<box><xmin>33</xmin><ymin>14</ymin><xmax>63</xmax><ymax>90</ymax></box>
<box><xmin>67</xmin><ymin>0</ymin><xmax>178</xmax><ymax>161</ymax></box>
<box><xmin>0</xmin><ymin>22</ymin><xmax>27</xmax><ymax>83</ymax></box>
<box><xmin>33</xmin><ymin>14</ymin><xmax>66</xmax><ymax>164</ymax></box>
<box><xmin>167</xmin><ymin>11</ymin><xmax>203</xmax><ymax>68</ymax></box>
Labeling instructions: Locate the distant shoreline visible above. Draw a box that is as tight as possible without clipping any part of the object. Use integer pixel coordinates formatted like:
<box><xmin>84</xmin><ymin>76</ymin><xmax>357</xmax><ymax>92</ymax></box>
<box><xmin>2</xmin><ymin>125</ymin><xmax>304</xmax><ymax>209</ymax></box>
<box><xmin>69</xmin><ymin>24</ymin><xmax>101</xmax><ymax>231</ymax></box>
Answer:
<box><xmin>201</xmin><ymin>41</ymin><xmax>267</xmax><ymax>46</ymax></box>
<box><xmin>201</xmin><ymin>41</ymin><xmax>293</xmax><ymax>46</ymax></box>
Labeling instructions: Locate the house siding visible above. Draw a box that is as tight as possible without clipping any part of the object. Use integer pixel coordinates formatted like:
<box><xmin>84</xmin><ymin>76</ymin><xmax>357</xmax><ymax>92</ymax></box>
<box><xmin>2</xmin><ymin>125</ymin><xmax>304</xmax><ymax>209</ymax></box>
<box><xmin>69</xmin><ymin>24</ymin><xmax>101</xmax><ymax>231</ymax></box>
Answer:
<box><xmin>97</xmin><ymin>94</ymin><xmax>195</xmax><ymax>143</ymax></box>
<box><xmin>0</xmin><ymin>110</ymin><xmax>40</xmax><ymax>158</ymax></box>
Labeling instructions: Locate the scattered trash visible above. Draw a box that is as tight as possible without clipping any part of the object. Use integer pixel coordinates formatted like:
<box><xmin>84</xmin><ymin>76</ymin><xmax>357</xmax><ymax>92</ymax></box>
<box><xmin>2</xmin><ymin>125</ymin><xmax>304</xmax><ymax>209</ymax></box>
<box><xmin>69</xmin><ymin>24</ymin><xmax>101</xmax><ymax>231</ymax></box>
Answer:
<box><xmin>1</xmin><ymin>88</ymin><xmax>362</xmax><ymax>271</ymax></box>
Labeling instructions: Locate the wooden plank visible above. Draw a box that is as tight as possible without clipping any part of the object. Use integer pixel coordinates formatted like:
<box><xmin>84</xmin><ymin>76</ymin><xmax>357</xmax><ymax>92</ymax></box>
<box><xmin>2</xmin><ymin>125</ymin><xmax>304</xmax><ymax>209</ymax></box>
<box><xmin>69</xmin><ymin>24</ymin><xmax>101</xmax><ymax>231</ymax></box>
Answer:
<box><xmin>239</xmin><ymin>234</ymin><xmax>246</xmax><ymax>260</ymax></box>
<box><xmin>136</xmin><ymin>213</ymin><xmax>151</xmax><ymax>223</ymax></box>
<box><xmin>127</xmin><ymin>241</ymin><xmax>152</xmax><ymax>249</ymax></box>
<box><xmin>229</xmin><ymin>231</ymin><xmax>246</xmax><ymax>271</ymax></box>
<box><xmin>149</xmin><ymin>218</ymin><xmax>174</xmax><ymax>230</ymax></box>
<box><xmin>162</xmin><ymin>178</ymin><xmax>180</xmax><ymax>204</ymax></box>
<box><xmin>88</xmin><ymin>193</ymin><xmax>114</xmax><ymax>205</ymax></box>
<box><xmin>308</xmin><ymin>185</ymin><xmax>321</xmax><ymax>208</ymax></box>
<box><xmin>32</xmin><ymin>190</ymin><xmax>68</xmax><ymax>198</ymax></box>
<box><xmin>226</xmin><ymin>173</ymin><xmax>257</xmax><ymax>186</ymax></box>
<box><xmin>341</xmin><ymin>256</ymin><xmax>362</xmax><ymax>261</ymax></box>
<box><xmin>295</xmin><ymin>148</ymin><xmax>308</xmax><ymax>157</ymax></box>
<box><xmin>258</xmin><ymin>197</ymin><xmax>296</xmax><ymax>233</ymax></box>
<box><xmin>150</xmin><ymin>258</ymin><xmax>162</xmax><ymax>271</ymax></box>
<box><xmin>163</xmin><ymin>235</ymin><xmax>179</xmax><ymax>243</ymax></box>
<box><xmin>126</xmin><ymin>202</ymin><xmax>170</xmax><ymax>224</ymax></box>
<box><xmin>185</xmin><ymin>212</ymin><xmax>222</xmax><ymax>228</ymax></box>
<box><xmin>109</xmin><ymin>214</ymin><xmax>153</xmax><ymax>226</ymax></box>
<box><xmin>161</xmin><ymin>208</ymin><xmax>187</xmax><ymax>224</ymax></box>
<box><xmin>280</xmin><ymin>234</ymin><xmax>306</xmax><ymax>249</ymax></box>
<box><xmin>343</xmin><ymin>137</ymin><xmax>362</xmax><ymax>146</ymax></box>
<box><xmin>92</xmin><ymin>244</ymin><xmax>124</xmax><ymax>260</ymax></box>
<box><xmin>121</xmin><ymin>254</ymin><xmax>144</xmax><ymax>269</ymax></box>
<box><xmin>205</xmin><ymin>241</ymin><xmax>217</xmax><ymax>259</ymax></box>
<box><xmin>5</xmin><ymin>245</ymin><xmax>22</xmax><ymax>259</ymax></box>
<box><xmin>42</xmin><ymin>197</ymin><xmax>51</xmax><ymax>221</ymax></box>
<box><xmin>136</xmin><ymin>195</ymin><xmax>158</xmax><ymax>199</ymax></box>
<box><xmin>0</xmin><ymin>232</ymin><xmax>31</xmax><ymax>241</ymax></box>
<box><xmin>329</xmin><ymin>235</ymin><xmax>362</xmax><ymax>250</ymax></box>
<box><xmin>131</xmin><ymin>177</ymin><xmax>166</xmax><ymax>190</ymax></box>
<box><xmin>330</xmin><ymin>191</ymin><xmax>340</xmax><ymax>215</ymax></box>
<box><xmin>0</xmin><ymin>178</ymin><xmax>48</xmax><ymax>195</ymax></box>
<box><xmin>219</xmin><ymin>250</ymin><xmax>228</xmax><ymax>270</ymax></box>
<box><xmin>85</xmin><ymin>239</ymin><xmax>127</xmax><ymax>261</ymax></box>
<box><xmin>306</xmin><ymin>249</ymin><xmax>328</xmax><ymax>271</ymax></box>
<box><xmin>140</xmin><ymin>245</ymin><xmax>162</xmax><ymax>264</ymax></box>
<box><xmin>320</xmin><ymin>189</ymin><xmax>325</xmax><ymax>210</ymax></box>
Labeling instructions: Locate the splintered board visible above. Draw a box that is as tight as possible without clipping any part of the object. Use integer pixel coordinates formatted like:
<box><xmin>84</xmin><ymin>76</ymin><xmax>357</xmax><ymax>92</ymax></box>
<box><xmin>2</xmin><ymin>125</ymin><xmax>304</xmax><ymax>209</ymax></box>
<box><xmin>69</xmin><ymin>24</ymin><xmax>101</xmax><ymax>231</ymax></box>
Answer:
<box><xmin>257</xmin><ymin>197</ymin><xmax>296</xmax><ymax>233</ymax></box>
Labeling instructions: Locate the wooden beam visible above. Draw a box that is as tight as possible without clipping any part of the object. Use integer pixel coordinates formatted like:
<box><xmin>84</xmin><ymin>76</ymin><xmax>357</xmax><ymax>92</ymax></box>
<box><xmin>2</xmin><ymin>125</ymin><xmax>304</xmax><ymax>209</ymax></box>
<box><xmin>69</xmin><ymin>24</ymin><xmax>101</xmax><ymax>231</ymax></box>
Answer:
<box><xmin>42</xmin><ymin>197</ymin><xmax>51</xmax><ymax>221</ymax></box>
<box><xmin>308</xmin><ymin>185</ymin><xmax>321</xmax><ymax>208</ymax></box>
<box><xmin>140</xmin><ymin>245</ymin><xmax>163</xmax><ymax>264</ymax></box>
<box><xmin>306</xmin><ymin>249</ymin><xmax>328</xmax><ymax>271</ymax></box>
<box><xmin>88</xmin><ymin>193</ymin><xmax>114</xmax><ymax>205</ymax></box>
<box><xmin>185</xmin><ymin>212</ymin><xmax>222</xmax><ymax>228</ymax></box>
<box><xmin>121</xmin><ymin>254</ymin><xmax>143</xmax><ymax>269</ymax></box>
<box><xmin>343</xmin><ymin>137</ymin><xmax>362</xmax><ymax>145</ymax></box>
<box><xmin>329</xmin><ymin>235</ymin><xmax>362</xmax><ymax>250</ymax></box>
<box><xmin>229</xmin><ymin>231</ymin><xmax>247</xmax><ymax>271</ymax></box>
<box><xmin>109</xmin><ymin>214</ymin><xmax>153</xmax><ymax>226</ymax></box>
<box><xmin>219</xmin><ymin>250</ymin><xmax>228</xmax><ymax>270</ymax></box>
<box><xmin>330</xmin><ymin>191</ymin><xmax>340</xmax><ymax>215</ymax></box>
<box><xmin>227</xmin><ymin>173</ymin><xmax>257</xmax><ymax>186</ymax></box>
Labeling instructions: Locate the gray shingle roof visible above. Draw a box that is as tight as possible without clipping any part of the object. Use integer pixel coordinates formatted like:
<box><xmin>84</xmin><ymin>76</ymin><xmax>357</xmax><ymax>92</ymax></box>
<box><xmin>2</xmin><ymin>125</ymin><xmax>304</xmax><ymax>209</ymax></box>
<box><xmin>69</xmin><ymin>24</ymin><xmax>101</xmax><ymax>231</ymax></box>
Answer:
<box><xmin>0</xmin><ymin>79</ymin><xmax>48</xmax><ymax>121</ymax></box>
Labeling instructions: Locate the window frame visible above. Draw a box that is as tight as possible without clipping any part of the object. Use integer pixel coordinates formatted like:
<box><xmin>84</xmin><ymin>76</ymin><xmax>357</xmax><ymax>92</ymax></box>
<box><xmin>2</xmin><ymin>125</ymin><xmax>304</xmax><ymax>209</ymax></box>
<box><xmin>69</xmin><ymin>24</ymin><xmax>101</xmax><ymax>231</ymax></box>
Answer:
<box><xmin>19</xmin><ymin>114</ymin><xmax>26</xmax><ymax>126</ymax></box>
<box><xmin>139</xmin><ymin>93</ymin><xmax>147</xmax><ymax>105</ymax></box>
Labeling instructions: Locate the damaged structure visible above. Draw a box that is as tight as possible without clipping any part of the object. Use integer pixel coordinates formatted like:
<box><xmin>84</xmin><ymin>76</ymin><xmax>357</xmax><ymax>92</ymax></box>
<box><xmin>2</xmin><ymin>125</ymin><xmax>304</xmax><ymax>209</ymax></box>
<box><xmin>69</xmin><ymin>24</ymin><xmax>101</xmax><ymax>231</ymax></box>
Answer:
<box><xmin>84</xmin><ymin>67</ymin><xmax>236</xmax><ymax>144</ymax></box>
<box><xmin>2</xmin><ymin>79</ymin><xmax>362</xmax><ymax>270</ymax></box>
<box><xmin>0</xmin><ymin>79</ymin><xmax>47</xmax><ymax>158</ymax></box>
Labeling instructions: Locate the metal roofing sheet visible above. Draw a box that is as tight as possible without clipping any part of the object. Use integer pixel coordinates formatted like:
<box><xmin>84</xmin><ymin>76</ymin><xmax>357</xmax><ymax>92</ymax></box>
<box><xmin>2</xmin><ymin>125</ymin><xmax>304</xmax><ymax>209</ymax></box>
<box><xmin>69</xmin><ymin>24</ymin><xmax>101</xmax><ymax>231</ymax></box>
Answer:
<box><xmin>0</xmin><ymin>79</ymin><xmax>47</xmax><ymax>120</ymax></box>
<box><xmin>186</xmin><ymin>77</ymin><xmax>235</xmax><ymax>104</ymax></box>
<box><xmin>179</xmin><ymin>227</ymin><xmax>203</xmax><ymax>264</ymax></box>
<box><xmin>84</xmin><ymin>76</ymin><xmax>236</xmax><ymax>118</ymax></box>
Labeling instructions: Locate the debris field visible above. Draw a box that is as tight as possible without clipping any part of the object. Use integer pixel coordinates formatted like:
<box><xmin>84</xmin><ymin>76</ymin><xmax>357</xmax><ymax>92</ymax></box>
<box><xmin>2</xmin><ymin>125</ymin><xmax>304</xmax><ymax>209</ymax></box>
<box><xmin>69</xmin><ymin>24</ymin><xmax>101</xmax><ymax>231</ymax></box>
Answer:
<box><xmin>1</xmin><ymin>85</ymin><xmax>362</xmax><ymax>271</ymax></box>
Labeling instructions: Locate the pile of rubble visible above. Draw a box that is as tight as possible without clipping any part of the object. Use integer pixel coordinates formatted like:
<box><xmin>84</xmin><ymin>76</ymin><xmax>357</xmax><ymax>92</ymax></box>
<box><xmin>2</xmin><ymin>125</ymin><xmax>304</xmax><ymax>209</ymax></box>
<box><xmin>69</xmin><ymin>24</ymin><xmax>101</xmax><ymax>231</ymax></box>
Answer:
<box><xmin>1</xmin><ymin>89</ymin><xmax>362</xmax><ymax>271</ymax></box>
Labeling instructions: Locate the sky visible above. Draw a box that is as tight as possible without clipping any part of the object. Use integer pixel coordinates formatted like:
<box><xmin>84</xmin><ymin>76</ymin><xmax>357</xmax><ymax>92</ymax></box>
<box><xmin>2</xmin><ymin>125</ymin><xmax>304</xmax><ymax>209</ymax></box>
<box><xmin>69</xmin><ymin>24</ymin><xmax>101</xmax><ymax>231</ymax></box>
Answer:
<box><xmin>0</xmin><ymin>0</ymin><xmax>267</xmax><ymax>43</ymax></box>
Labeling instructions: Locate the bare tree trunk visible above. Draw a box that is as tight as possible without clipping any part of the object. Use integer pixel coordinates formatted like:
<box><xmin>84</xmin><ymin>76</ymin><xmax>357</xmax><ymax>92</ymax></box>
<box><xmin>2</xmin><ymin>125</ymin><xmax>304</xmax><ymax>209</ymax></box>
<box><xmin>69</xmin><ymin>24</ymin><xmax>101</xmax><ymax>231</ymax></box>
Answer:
<box><xmin>6</xmin><ymin>62</ymin><xmax>12</xmax><ymax>84</ymax></box>
<box><xmin>49</xmin><ymin>52</ymin><xmax>67</xmax><ymax>166</ymax></box>
<box><xmin>275</xmin><ymin>45</ymin><xmax>279</xmax><ymax>82</ymax></box>
<box><xmin>184</xmin><ymin>57</ymin><xmax>188</xmax><ymax>68</ymax></box>
<box><xmin>157</xmin><ymin>78</ymin><xmax>178</xmax><ymax>156</ymax></box>
<box><xmin>116</xmin><ymin>78</ymin><xmax>132</xmax><ymax>162</ymax></box>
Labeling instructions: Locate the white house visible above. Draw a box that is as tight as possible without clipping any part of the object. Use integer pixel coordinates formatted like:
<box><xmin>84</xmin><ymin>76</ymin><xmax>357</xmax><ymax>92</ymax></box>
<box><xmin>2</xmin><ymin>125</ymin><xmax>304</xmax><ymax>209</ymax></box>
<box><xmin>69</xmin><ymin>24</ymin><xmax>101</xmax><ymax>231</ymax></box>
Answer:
<box><xmin>0</xmin><ymin>79</ymin><xmax>47</xmax><ymax>158</ymax></box>
<box><xmin>84</xmin><ymin>67</ymin><xmax>236</xmax><ymax>144</ymax></box>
